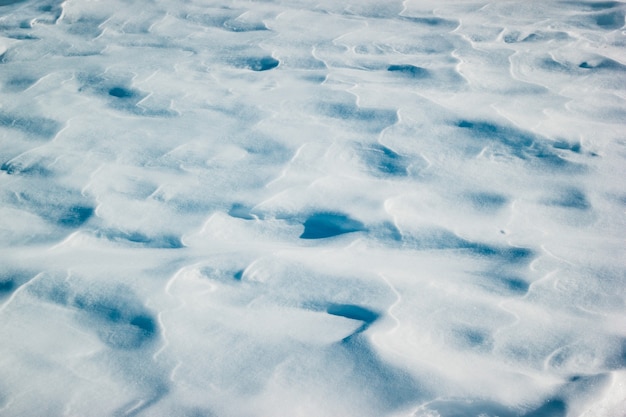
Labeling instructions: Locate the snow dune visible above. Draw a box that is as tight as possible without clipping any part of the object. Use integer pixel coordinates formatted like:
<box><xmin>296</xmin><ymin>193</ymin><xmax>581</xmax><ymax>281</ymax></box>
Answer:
<box><xmin>0</xmin><ymin>0</ymin><xmax>625</xmax><ymax>416</ymax></box>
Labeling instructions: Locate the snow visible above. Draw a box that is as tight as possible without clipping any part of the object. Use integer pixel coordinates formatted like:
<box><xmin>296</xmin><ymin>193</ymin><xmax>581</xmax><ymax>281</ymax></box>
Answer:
<box><xmin>1</xmin><ymin>0</ymin><xmax>625</xmax><ymax>416</ymax></box>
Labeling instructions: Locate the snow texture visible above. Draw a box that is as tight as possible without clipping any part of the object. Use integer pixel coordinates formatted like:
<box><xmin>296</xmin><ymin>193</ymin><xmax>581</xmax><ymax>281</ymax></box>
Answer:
<box><xmin>0</xmin><ymin>0</ymin><xmax>625</xmax><ymax>416</ymax></box>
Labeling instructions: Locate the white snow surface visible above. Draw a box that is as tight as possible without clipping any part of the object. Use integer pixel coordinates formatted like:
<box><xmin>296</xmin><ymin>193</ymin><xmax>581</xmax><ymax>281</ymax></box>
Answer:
<box><xmin>1</xmin><ymin>0</ymin><xmax>625</xmax><ymax>416</ymax></box>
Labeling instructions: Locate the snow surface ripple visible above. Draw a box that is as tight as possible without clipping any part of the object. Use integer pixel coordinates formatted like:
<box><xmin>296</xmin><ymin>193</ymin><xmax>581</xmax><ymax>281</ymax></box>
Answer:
<box><xmin>0</xmin><ymin>0</ymin><xmax>625</xmax><ymax>416</ymax></box>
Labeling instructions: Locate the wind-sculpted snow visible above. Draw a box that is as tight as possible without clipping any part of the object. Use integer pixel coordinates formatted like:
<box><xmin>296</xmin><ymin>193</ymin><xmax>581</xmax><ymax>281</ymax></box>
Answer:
<box><xmin>0</xmin><ymin>0</ymin><xmax>625</xmax><ymax>416</ymax></box>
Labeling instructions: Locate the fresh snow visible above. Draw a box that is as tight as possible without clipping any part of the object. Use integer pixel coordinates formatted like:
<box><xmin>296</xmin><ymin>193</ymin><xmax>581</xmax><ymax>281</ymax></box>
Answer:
<box><xmin>0</xmin><ymin>0</ymin><xmax>625</xmax><ymax>416</ymax></box>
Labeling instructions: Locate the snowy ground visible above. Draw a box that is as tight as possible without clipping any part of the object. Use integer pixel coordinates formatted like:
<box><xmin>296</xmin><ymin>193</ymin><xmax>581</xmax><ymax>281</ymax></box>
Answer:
<box><xmin>1</xmin><ymin>0</ymin><xmax>625</xmax><ymax>416</ymax></box>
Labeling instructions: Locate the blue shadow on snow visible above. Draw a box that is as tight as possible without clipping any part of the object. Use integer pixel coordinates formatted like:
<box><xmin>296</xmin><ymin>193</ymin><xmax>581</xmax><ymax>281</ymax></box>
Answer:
<box><xmin>363</xmin><ymin>144</ymin><xmax>409</xmax><ymax>176</ymax></box>
<box><xmin>387</xmin><ymin>64</ymin><xmax>430</xmax><ymax>79</ymax></box>
<box><xmin>28</xmin><ymin>278</ymin><xmax>158</xmax><ymax>350</ymax></box>
<box><xmin>0</xmin><ymin>113</ymin><xmax>62</xmax><ymax>139</ymax></box>
<box><xmin>300</xmin><ymin>212</ymin><xmax>366</xmax><ymax>239</ymax></box>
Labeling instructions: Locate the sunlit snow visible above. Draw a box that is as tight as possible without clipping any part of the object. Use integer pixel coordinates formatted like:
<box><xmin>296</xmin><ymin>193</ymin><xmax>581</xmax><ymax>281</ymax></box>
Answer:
<box><xmin>1</xmin><ymin>0</ymin><xmax>625</xmax><ymax>416</ymax></box>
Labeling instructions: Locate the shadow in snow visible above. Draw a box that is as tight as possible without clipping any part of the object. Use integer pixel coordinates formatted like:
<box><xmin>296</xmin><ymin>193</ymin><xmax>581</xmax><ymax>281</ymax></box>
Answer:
<box><xmin>1</xmin><ymin>160</ymin><xmax>53</xmax><ymax>177</ymax></box>
<box><xmin>387</xmin><ymin>64</ymin><xmax>431</xmax><ymax>79</ymax></box>
<box><xmin>109</xmin><ymin>86</ymin><xmax>137</xmax><ymax>98</ymax></box>
<box><xmin>0</xmin><ymin>113</ymin><xmax>62</xmax><ymax>139</ymax></box>
<box><xmin>300</xmin><ymin>212</ymin><xmax>366</xmax><ymax>239</ymax></box>
<box><xmin>9</xmin><ymin>189</ymin><xmax>95</xmax><ymax>228</ymax></box>
<box><xmin>0</xmin><ymin>269</ymin><xmax>35</xmax><ymax>300</ymax></box>
<box><xmin>593</xmin><ymin>10</ymin><xmax>625</xmax><ymax>29</ymax></box>
<box><xmin>327</xmin><ymin>303</ymin><xmax>380</xmax><ymax>340</ymax></box>
<box><xmin>77</xmin><ymin>72</ymin><xmax>175</xmax><ymax>117</ymax></box>
<box><xmin>64</xmin><ymin>16</ymin><xmax>105</xmax><ymax>38</ymax></box>
<box><xmin>604</xmin><ymin>338</ymin><xmax>626</xmax><ymax>370</ymax></box>
<box><xmin>328</xmin><ymin>331</ymin><xmax>424</xmax><ymax>413</ymax></box>
<box><xmin>524</xmin><ymin>398</ymin><xmax>567</xmax><ymax>417</ymax></box>
<box><xmin>3</xmin><ymin>76</ymin><xmax>38</xmax><ymax>92</ymax></box>
<box><xmin>479</xmin><ymin>272</ymin><xmax>530</xmax><ymax>296</ymax></box>
<box><xmin>95</xmin><ymin>229</ymin><xmax>184</xmax><ymax>249</ymax></box>
<box><xmin>0</xmin><ymin>0</ymin><xmax>27</xmax><ymax>6</ymax></box>
<box><xmin>453</xmin><ymin>327</ymin><xmax>492</xmax><ymax>350</ymax></box>
<box><xmin>29</xmin><ymin>277</ymin><xmax>158</xmax><ymax>350</ymax></box>
<box><xmin>552</xmin><ymin>140</ymin><xmax>581</xmax><ymax>153</ymax></box>
<box><xmin>228</xmin><ymin>203</ymin><xmax>257</xmax><ymax>220</ymax></box>
<box><xmin>57</xmin><ymin>206</ymin><xmax>94</xmax><ymax>228</ymax></box>
<box><xmin>538</xmin><ymin>57</ymin><xmax>572</xmax><ymax>73</ymax></box>
<box><xmin>400</xmin><ymin>16</ymin><xmax>459</xmax><ymax>30</ymax></box>
<box><xmin>402</xmin><ymin>227</ymin><xmax>534</xmax><ymax>264</ymax></box>
<box><xmin>361</xmin><ymin>143</ymin><xmax>409</xmax><ymax>177</ymax></box>
<box><xmin>503</xmin><ymin>30</ymin><xmax>570</xmax><ymax>43</ymax></box>
<box><xmin>420</xmin><ymin>396</ymin><xmax>567</xmax><ymax>417</ymax></box>
<box><xmin>0</xmin><ymin>279</ymin><xmax>13</xmax><ymax>294</ymax></box>
<box><xmin>465</xmin><ymin>192</ymin><xmax>509</xmax><ymax>212</ymax></box>
<box><xmin>568</xmin><ymin>1</ymin><xmax>622</xmax><ymax>10</ymax></box>
<box><xmin>223</xmin><ymin>19</ymin><xmax>268</xmax><ymax>32</ymax></box>
<box><xmin>235</xmin><ymin>56</ymin><xmax>279</xmax><ymax>71</ymax></box>
<box><xmin>196</xmin><ymin>266</ymin><xmax>247</xmax><ymax>284</ymax></box>
<box><xmin>113</xmin><ymin>381</ymin><xmax>169</xmax><ymax>417</ymax></box>
<box><xmin>579</xmin><ymin>57</ymin><xmax>626</xmax><ymax>71</ymax></box>
<box><xmin>317</xmin><ymin>101</ymin><xmax>398</xmax><ymax>133</ymax></box>
<box><xmin>300</xmin><ymin>299</ymin><xmax>424</xmax><ymax>412</ymax></box>
<box><xmin>456</xmin><ymin>120</ymin><xmax>583</xmax><ymax>171</ymax></box>
<box><xmin>544</xmin><ymin>188</ymin><xmax>591</xmax><ymax>210</ymax></box>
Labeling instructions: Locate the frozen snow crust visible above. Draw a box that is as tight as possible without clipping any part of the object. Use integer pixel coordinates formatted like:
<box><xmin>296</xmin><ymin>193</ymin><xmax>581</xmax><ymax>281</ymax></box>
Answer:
<box><xmin>0</xmin><ymin>0</ymin><xmax>625</xmax><ymax>416</ymax></box>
